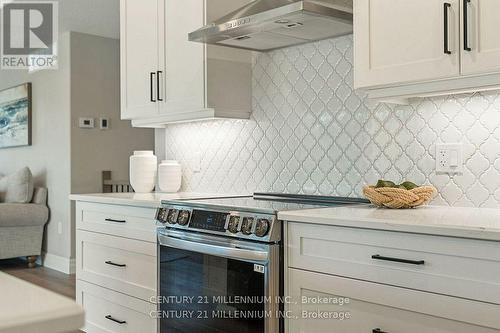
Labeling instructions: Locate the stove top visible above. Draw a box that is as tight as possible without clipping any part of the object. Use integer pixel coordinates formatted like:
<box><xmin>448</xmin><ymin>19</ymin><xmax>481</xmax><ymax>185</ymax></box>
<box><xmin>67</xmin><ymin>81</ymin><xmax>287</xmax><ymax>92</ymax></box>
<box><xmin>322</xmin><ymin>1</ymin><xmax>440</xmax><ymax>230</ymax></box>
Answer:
<box><xmin>163</xmin><ymin>193</ymin><xmax>369</xmax><ymax>215</ymax></box>
<box><xmin>156</xmin><ymin>193</ymin><xmax>369</xmax><ymax>243</ymax></box>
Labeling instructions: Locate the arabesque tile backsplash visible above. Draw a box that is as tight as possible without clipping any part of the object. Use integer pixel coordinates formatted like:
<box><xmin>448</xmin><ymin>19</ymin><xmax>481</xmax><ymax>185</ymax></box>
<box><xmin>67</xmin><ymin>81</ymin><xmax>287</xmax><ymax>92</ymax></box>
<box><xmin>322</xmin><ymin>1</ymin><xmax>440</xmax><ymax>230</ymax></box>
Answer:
<box><xmin>163</xmin><ymin>35</ymin><xmax>500</xmax><ymax>208</ymax></box>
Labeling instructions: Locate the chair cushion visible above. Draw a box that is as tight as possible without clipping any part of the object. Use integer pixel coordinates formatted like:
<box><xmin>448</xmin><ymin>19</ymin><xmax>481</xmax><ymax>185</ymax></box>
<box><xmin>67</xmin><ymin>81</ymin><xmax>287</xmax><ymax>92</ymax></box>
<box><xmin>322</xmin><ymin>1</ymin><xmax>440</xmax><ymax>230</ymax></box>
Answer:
<box><xmin>0</xmin><ymin>167</ymin><xmax>34</xmax><ymax>203</ymax></box>
<box><xmin>0</xmin><ymin>203</ymin><xmax>49</xmax><ymax>227</ymax></box>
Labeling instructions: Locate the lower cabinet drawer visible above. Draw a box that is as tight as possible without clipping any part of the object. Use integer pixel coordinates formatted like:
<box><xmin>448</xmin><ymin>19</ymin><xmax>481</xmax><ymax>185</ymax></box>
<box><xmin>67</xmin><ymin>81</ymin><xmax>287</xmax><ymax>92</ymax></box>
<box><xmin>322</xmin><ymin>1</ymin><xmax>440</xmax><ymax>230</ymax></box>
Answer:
<box><xmin>287</xmin><ymin>268</ymin><xmax>500</xmax><ymax>333</ymax></box>
<box><xmin>77</xmin><ymin>281</ymin><xmax>157</xmax><ymax>333</ymax></box>
<box><xmin>76</xmin><ymin>230</ymin><xmax>157</xmax><ymax>301</ymax></box>
<box><xmin>288</xmin><ymin>222</ymin><xmax>500</xmax><ymax>304</ymax></box>
<box><xmin>76</xmin><ymin>202</ymin><xmax>157</xmax><ymax>243</ymax></box>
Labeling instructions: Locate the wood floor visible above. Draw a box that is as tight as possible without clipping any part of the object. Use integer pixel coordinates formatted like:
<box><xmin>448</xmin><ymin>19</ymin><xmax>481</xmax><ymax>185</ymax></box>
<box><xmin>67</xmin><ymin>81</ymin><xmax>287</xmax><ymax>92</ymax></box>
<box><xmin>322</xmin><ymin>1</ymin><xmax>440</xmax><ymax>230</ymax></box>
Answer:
<box><xmin>0</xmin><ymin>258</ymin><xmax>76</xmax><ymax>299</ymax></box>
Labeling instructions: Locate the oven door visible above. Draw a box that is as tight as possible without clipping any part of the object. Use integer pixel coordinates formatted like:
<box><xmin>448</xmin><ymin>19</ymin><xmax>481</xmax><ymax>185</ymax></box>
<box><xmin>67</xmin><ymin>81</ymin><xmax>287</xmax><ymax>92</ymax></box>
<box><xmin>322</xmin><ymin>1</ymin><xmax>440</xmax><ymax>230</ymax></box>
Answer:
<box><xmin>157</xmin><ymin>229</ymin><xmax>281</xmax><ymax>333</ymax></box>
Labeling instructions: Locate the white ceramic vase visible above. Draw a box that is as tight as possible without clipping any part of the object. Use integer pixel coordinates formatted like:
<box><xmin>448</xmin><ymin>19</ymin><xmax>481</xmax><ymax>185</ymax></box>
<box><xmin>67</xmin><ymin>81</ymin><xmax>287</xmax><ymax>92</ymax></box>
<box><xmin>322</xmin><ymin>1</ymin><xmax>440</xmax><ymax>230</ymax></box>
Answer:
<box><xmin>129</xmin><ymin>151</ymin><xmax>157</xmax><ymax>193</ymax></box>
<box><xmin>158</xmin><ymin>160</ymin><xmax>182</xmax><ymax>193</ymax></box>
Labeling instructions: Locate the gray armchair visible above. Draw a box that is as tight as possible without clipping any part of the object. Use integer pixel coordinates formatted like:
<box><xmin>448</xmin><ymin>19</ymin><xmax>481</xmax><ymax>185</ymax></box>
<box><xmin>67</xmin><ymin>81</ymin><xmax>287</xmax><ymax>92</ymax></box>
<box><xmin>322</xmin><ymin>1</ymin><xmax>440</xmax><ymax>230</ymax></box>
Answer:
<box><xmin>0</xmin><ymin>187</ymin><xmax>49</xmax><ymax>267</ymax></box>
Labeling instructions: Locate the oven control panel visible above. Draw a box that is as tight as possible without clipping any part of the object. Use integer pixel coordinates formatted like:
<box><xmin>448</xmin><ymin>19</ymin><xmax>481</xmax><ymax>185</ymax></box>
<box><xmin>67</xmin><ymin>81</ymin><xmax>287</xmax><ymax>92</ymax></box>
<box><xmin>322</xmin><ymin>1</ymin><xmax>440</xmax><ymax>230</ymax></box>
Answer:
<box><xmin>156</xmin><ymin>206</ymin><xmax>279</xmax><ymax>242</ymax></box>
<box><xmin>189</xmin><ymin>210</ymin><xmax>228</xmax><ymax>232</ymax></box>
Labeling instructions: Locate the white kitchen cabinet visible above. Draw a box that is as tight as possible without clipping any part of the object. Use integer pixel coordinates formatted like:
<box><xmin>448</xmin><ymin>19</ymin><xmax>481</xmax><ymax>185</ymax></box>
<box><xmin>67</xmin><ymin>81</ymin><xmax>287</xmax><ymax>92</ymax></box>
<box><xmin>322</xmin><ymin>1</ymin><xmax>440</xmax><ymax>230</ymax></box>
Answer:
<box><xmin>284</xmin><ymin>220</ymin><xmax>500</xmax><ymax>333</ymax></box>
<box><xmin>159</xmin><ymin>0</ymin><xmax>205</xmax><ymax>115</ymax></box>
<box><xmin>77</xmin><ymin>201</ymin><xmax>157</xmax><ymax>242</ymax></box>
<box><xmin>354</xmin><ymin>0</ymin><xmax>460</xmax><ymax>88</ymax></box>
<box><xmin>461</xmin><ymin>0</ymin><xmax>500</xmax><ymax>75</ymax></box>
<box><xmin>287</xmin><ymin>222</ymin><xmax>500</xmax><ymax>304</ymax></box>
<box><xmin>120</xmin><ymin>0</ymin><xmax>160</xmax><ymax>119</ymax></box>
<box><xmin>354</xmin><ymin>0</ymin><xmax>500</xmax><ymax>102</ymax></box>
<box><xmin>120</xmin><ymin>0</ymin><xmax>252</xmax><ymax>126</ymax></box>
<box><xmin>74</xmin><ymin>201</ymin><xmax>158</xmax><ymax>333</ymax></box>
<box><xmin>76</xmin><ymin>230</ymin><xmax>157</xmax><ymax>301</ymax></box>
<box><xmin>77</xmin><ymin>281</ymin><xmax>157</xmax><ymax>333</ymax></box>
<box><xmin>288</xmin><ymin>268</ymin><xmax>500</xmax><ymax>333</ymax></box>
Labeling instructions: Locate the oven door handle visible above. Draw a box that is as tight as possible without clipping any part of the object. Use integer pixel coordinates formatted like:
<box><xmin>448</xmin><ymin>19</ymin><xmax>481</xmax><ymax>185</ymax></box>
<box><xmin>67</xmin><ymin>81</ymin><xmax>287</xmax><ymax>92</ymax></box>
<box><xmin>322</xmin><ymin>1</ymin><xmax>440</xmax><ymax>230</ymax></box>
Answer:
<box><xmin>158</xmin><ymin>233</ymin><xmax>270</xmax><ymax>263</ymax></box>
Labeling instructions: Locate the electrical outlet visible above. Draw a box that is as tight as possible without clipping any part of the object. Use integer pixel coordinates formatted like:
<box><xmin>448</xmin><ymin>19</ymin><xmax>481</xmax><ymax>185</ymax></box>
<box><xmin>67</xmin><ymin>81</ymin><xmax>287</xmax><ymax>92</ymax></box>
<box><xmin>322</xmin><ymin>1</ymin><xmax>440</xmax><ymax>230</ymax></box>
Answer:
<box><xmin>436</xmin><ymin>143</ymin><xmax>463</xmax><ymax>174</ymax></box>
<box><xmin>57</xmin><ymin>222</ymin><xmax>62</xmax><ymax>235</ymax></box>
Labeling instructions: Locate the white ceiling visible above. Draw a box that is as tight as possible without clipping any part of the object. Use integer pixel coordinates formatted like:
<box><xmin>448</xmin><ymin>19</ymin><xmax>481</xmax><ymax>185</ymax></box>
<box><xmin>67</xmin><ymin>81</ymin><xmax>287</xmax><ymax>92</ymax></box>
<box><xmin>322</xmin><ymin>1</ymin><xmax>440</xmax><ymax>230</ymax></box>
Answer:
<box><xmin>57</xmin><ymin>0</ymin><xmax>120</xmax><ymax>39</ymax></box>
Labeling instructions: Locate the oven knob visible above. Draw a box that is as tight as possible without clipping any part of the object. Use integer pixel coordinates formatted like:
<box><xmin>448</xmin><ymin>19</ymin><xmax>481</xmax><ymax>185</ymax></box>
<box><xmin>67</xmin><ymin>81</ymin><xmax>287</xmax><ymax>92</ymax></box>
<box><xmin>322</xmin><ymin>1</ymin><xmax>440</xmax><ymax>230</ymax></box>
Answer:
<box><xmin>241</xmin><ymin>217</ymin><xmax>255</xmax><ymax>235</ymax></box>
<box><xmin>227</xmin><ymin>216</ymin><xmax>240</xmax><ymax>233</ymax></box>
<box><xmin>255</xmin><ymin>219</ymin><xmax>270</xmax><ymax>237</ymax></box>
<box><xmin>177</xmin><ymin>210</ymin><xmax>190</xmax><ymax>226</ymax></box>
<box><xmin>156</xmin><ymin>208</ymin><xmax>168</xmax><ymax>224</ymax></box>
<box><xmin>167</xmin><ymin>209</ymin><xmax>178</xmax><ymax>224</ymax></box>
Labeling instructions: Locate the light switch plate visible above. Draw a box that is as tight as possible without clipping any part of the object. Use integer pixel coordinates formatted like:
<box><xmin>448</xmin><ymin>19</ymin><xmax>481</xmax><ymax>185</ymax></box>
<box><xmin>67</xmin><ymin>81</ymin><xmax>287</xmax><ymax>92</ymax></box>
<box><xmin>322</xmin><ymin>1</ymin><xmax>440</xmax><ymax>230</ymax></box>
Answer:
<box><xmin>436</xmin><ymin>143</ymin><xmax>463</xmax><ymax>174</ymax></box>
<box><xmin>100</xmin><ymin>117</ymin><xmax>109</xmax><ymax>129</ymax></box>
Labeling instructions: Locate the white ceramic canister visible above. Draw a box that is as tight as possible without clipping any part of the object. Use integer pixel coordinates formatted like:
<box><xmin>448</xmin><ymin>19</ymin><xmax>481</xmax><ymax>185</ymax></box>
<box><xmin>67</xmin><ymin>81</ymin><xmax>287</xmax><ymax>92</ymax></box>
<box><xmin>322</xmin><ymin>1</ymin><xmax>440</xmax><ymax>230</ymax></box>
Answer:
<box><xmin>129</xmin><ymin>151</ymin><xmax>157</xmax><ymax>193</ymax></box>
<box><xmin>158</xmin><ymin>160</ymin><xmax>182</xmax><ymax>193</ymax></box>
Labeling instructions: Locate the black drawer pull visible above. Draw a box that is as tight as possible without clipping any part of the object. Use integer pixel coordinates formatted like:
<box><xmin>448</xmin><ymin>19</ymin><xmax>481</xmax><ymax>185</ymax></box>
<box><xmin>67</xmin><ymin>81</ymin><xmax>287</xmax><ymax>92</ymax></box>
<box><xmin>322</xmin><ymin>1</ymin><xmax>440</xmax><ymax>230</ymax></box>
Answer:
<box><xmin>150</xmin><ymin>72</ymin><xmax>156</xmax><ymax>102</ymax></box>
<box><xmin>105</xmin><ymin>315</ymin><xmax>127</xmax><ymax>324</ymax></box>
<box><xmin>157</xmin><ymin>70</ymin><xmax>163</xmax><ymax>101</ymax></box>
<box><xmin>463</xmin><ymin>0</ymin><xmax>472</xmax><ymax>51</ymax></box>
<box><xmin>105</xmin><ymin>261</ymin><xmax>127</xmax><ymax>268</ymax></box>
<box><xmin>443</xmin><ymin>2</ymin><xmax>452</xmax><ymax>54</ymax></box>
<box><xmin>372</xmin><ymin>254</ymin><xmax>425</xmax><ymax>266</ymax></box>
<box><xmin>104</xmin><ymin>218</ymin><xmax>126</xmax><ymax>223</ymax></box>
<box><xmin>373</xmin><ymin>329</ymin><xmax>388</xmax><ymax>333</ymax></box>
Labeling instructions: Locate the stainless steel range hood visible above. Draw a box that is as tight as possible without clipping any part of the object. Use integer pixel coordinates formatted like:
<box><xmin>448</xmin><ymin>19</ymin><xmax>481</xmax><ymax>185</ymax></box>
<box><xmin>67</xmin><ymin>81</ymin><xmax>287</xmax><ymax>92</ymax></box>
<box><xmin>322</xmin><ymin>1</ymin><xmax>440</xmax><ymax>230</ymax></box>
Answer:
<box><xmin>189</xmin><ymin>0</ymin><xmax>353</xmax><ymax>52</ymax></box>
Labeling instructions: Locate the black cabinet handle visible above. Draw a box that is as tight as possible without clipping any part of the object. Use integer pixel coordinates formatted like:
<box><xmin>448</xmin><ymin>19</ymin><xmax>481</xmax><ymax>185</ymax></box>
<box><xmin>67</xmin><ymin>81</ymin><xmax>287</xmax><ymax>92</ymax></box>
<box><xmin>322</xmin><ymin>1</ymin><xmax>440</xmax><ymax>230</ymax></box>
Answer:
<box><xmin>372</xmin><ymin>254</ymin><xmax>425</xmax><ymax>266</ymax></box>
<box><xmin>150</xmin><ymin>72</ymin><xmax>156</xmax><ymax>102</ymax></box>
<box><xmin>443</xmin><ymin>2</ymin><xmax>452</xmax><ymax>54</ymax></box>
<box><xmin>104</xmin><ymin>218</ymin><xmax>126</xmax><ymax>223</ymax></box>
<box><xmin>157</xmin><ymin>71</ymin><xmax>163</xmax><ymax>101</ymax></box>
<box><xmin>105</xmin><ymin>261</ymin><xmax>127</xmax><ymax>268</ymax></box>
<box><xmin>463</xmin><ymin>0</ymin><xmax>472</xmax><ymax>51</ymax></box>
<box><xmin>105</xmin><ymin>315</ymin><xmax>127</xmax><ymax>324</ymax></box>
<box><xmin>373</xmin><ymin>329</ymin><xmax>388</xmax><ymax>333</ymax></box>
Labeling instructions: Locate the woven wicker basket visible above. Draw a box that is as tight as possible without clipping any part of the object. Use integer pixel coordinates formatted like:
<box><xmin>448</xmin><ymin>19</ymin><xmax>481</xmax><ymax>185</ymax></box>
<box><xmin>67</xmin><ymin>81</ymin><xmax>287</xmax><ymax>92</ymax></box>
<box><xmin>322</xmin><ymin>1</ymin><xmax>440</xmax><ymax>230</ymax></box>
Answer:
<box><xmin>363</xmin><ymin>185</ymin><xmax>437</xmax><ymax>209</ymax></box>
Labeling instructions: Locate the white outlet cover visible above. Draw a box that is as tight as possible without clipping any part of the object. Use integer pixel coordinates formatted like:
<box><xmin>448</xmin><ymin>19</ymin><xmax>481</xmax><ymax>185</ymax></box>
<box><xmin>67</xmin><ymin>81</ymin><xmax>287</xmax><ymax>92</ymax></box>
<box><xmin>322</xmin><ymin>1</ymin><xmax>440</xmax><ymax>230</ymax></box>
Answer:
<box><xmin>436</xmin><ymin>143</ymin><xmax>464</xmax><ymax>174</ymax></box>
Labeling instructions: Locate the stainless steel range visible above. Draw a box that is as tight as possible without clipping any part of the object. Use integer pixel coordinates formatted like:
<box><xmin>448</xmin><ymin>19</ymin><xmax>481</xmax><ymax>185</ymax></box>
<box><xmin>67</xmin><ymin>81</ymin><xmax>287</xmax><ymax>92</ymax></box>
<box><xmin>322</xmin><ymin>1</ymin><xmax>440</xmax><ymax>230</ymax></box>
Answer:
<box><xmin>155</xmin><ymin>193</ymin><xmax>368</xmax><ymax>333</ymax></box>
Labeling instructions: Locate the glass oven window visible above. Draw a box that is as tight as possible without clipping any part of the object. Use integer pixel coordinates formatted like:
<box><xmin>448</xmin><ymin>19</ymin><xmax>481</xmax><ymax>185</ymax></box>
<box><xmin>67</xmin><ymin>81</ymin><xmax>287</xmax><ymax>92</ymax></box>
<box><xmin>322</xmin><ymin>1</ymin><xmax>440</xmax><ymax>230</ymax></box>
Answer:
<box><xmin>160</xmin><ymin>246</ymin><xmax>266</xmax><ymax>333</ymax></box>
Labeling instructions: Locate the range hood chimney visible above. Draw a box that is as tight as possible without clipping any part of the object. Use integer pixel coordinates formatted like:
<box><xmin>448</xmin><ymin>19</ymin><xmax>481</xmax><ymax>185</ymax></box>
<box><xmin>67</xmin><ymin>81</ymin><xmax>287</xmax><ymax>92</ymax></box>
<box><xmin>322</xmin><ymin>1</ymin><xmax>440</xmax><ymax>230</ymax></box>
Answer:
<box><xmin>188</xmin><ymin>0</ymin><xmax>353</xmax><ymax>52</ymax></box>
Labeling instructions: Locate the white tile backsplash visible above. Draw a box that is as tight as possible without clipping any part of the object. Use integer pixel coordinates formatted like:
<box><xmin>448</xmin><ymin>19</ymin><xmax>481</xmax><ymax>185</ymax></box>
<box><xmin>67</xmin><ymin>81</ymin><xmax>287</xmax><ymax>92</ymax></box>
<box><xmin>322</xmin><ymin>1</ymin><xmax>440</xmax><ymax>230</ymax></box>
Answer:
<box><xmin>162</xmin><ymin>35</ymin><xmax>500</xmax><ymax>208</ymax></box>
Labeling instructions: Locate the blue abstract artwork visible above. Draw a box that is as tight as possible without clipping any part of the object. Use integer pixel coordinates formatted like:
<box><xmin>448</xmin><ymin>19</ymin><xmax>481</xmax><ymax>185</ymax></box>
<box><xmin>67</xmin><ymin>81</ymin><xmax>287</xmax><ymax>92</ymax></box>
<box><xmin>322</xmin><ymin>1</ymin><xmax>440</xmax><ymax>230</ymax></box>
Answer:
<box><xmin>0</xmin><ymin>83</ymin><xmax>32</xmax><ymax>148</ymax></box>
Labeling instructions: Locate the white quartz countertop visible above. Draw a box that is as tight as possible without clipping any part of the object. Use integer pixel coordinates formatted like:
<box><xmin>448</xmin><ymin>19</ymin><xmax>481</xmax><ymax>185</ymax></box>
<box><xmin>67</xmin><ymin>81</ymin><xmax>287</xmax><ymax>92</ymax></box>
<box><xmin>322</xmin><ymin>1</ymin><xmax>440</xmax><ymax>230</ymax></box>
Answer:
<box><xmin>278</xmin><ymin>204</ymin><xmax>500</xmax><ymax>241</ymax></box>
<box><xmin>0</xmin><ymin>272</ymin><xmax>84</xmax><ymax>333</ymax></box>
<box><xmin>69</xmin><ymin>192</ymin><xmax>248</xmax><ymax>208</ymax></box>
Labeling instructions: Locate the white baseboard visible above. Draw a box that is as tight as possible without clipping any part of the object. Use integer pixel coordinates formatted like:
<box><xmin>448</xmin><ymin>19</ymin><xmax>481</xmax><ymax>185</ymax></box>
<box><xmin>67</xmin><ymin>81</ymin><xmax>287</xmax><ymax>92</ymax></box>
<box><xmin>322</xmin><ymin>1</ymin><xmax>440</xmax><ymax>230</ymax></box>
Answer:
<box><xmin>39</xmin><ymin>252</ymin><xmax>76</xmax><ymax>275</ymax></box>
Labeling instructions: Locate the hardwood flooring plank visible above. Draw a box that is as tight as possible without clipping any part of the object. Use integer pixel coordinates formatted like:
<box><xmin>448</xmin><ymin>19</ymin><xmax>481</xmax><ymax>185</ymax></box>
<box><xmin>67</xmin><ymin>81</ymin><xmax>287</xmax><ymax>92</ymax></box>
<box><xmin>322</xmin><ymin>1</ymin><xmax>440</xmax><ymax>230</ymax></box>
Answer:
<box><xmin>0</xmin><ymin>258</ymin><xmax>76</xmax><ymax>299</ymax></box>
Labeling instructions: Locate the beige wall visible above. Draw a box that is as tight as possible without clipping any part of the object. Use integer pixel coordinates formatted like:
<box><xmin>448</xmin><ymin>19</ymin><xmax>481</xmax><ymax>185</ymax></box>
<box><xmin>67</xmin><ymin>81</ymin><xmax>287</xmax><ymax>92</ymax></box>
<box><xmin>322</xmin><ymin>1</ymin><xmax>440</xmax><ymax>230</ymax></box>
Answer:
<box><xmin>0</xmin><ymin>33</ymin><xmax>72</xmax><ymax>259</ymax></box>
<box><xmin>69</xmin><ymin>32</ymin><xmax>154</xmax><ymax>257</ymax></box>
<box><xmin>0</xmin><ymin>31</ymin><xmax>154</xmax><ymax>265</ymax></box>
<box><xmin>70</xmin><ymin>32</ymin><xmax>154</xmax><ymax>194</ymax></box>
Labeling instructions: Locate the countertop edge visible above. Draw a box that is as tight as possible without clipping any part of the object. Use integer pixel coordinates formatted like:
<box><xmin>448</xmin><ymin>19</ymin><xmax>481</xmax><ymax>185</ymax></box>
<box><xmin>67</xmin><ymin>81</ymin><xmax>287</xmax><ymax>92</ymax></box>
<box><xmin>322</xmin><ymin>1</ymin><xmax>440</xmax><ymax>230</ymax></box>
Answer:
<box><xmin>278</xmin><ymin>207</ymin><xmax>500</xmax><ymax>242</ymax></box>
<box><xmin>69</xmin><ymin>194</ymin><xmax>160</xmax><ymax>208</ymax></box>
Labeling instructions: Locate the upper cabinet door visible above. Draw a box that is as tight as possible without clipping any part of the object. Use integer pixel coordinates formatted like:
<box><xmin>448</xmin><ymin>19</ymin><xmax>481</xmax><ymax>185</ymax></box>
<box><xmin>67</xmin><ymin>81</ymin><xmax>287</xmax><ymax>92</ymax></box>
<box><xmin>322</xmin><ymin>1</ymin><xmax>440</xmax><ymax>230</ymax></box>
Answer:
<box><xmin>354</xmin><ymin>0</ymin><xmax>460</xmax><ymax>89</ymax></box>
<box><xmin>120</xmin><ymin>0</ymin><xmax>160</xmax><ymax>120</ymax></box>
<box><xmin>159</xmin><ymin>0</ymin><xmax>205</xmax><ymax>114</ymax></box>
<box><xmin>461</xmin><ymin>0</ymin><xmax>500</xmax><ymax>75</ymax></box>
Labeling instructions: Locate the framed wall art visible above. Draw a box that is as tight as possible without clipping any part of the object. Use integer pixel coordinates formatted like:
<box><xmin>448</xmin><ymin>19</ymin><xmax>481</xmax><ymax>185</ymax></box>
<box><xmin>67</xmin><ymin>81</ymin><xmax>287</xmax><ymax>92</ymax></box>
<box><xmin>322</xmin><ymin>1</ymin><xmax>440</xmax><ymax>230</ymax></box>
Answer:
<box><xmin>0</xmin><ymin>83</ymin><xmax>32</xmax><ymax>149</ymax></box>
